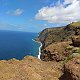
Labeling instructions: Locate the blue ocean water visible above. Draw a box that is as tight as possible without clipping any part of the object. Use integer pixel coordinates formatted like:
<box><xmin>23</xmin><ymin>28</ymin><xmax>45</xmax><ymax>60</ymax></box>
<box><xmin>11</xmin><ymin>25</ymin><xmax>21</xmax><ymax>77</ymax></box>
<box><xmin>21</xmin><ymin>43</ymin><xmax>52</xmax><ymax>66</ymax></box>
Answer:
<box><xmin>0</xmin><ymin>30</ymin><xmax>40</xmax><ymax>60</ymax></box>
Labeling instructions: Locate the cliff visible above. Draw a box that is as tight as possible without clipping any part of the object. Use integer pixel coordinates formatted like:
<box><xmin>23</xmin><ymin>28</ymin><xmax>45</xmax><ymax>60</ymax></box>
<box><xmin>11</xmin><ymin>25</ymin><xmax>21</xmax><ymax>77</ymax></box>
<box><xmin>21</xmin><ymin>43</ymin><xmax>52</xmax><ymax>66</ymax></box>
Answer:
<box><xmin>38</xmin><ymin>22</ymin><xmax>80</xmax><ymax>61</ymax></box>
<box><xmin>38</xmin><ymin>22</ymin><xmax>80</xmax><ymax>48</ymax></box>
<box><xmin>36</xmin><ymin>22</ymin><xmax>80</xmax><ymax>80</ymax></box>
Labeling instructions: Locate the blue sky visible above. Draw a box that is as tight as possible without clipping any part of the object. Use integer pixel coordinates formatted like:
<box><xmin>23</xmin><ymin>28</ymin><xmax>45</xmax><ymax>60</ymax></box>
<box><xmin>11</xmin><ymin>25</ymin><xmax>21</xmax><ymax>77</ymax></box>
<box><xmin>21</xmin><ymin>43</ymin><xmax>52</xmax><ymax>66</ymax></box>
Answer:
<box><xmin>0</xmin><ymin>0</ymin><xmax>80</xmax><ymax>32</ymax></box>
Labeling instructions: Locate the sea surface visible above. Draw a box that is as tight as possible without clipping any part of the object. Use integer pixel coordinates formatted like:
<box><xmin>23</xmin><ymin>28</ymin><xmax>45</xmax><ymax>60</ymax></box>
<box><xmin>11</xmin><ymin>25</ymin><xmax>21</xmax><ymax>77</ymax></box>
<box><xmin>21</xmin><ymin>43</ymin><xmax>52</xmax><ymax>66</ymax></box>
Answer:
<box><xmin>0</xmin><ymin>30</ymin><xmax>40</xmax><ymax>60</ymax></box>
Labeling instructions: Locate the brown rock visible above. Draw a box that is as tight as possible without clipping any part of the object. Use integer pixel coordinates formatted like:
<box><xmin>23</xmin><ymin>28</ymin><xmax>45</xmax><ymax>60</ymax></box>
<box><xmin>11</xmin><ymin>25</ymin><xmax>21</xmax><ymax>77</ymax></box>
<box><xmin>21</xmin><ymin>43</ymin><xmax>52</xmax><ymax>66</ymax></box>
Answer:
<box><xmin>72</xmin><ymin>36</ymin><xmax>80</xmax><ymax>47</ymax></box>
<box><xmin>60</xmin><ymin>56</ymin><xmax>80</xmax><ymax>80</ymax></box>
<box><xmin>0</xmin><ymin>56</ymin><xmax>62</xmax><ymax>80</ymax></box>
<box><xmin>40</xmin><ymin>41</ymin><xmax>70</xmax><ymax>61</ymax></box>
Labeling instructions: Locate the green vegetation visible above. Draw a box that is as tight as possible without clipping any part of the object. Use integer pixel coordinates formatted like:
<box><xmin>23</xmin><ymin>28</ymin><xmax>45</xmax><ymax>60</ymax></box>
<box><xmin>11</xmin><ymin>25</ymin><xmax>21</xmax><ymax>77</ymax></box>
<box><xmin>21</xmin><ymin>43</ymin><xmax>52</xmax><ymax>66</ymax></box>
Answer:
<box><xmin>75</xmin><ymin>48</ymin><xmax>80</xmax><ymax>54</ymax></box>
<box><xmin>72</xmin><ymin>47</ymin><xmax>80</xmax><ymax>53</ymax></box>
<box><xmin>69</xmin><ymin>22</ymin><xmax>80</xmax><ymax>27</ymax></box>
<box><xmin>65</xmin><ymin>47</ymin><xmax>80</xmax><ymax>63</ymax></box>
<box><xmin>39</xmin><ymin>22</ymin><xmax>80</xmax><ymax>48</ymax></box>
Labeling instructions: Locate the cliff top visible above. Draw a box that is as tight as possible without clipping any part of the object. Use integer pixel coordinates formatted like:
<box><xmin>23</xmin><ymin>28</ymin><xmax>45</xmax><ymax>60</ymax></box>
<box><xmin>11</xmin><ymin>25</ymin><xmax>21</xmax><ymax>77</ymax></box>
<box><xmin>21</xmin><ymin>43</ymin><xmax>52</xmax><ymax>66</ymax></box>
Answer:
<box><xmin>69</xmin><ymin>22</ymin><xmax>80</xmax><ymax>27</ymax></box>
<box><xmin>0</xmin><ymin>56</ymin><xmax>62</xmax><ymax>80</ymax></box>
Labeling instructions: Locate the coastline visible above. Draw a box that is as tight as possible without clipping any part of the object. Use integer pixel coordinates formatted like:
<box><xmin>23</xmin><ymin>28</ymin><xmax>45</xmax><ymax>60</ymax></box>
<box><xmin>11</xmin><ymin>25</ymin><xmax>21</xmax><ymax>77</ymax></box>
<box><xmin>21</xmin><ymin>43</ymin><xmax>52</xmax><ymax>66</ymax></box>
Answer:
<box><xmin>32</xmin><ymin>39</ymin><xmax>42</xmax><ymax>59</ymax></box>
<box><xmin>38</xmin><ymin>42</ymin><xmax>42</xmax><ymax>59</ymax></box>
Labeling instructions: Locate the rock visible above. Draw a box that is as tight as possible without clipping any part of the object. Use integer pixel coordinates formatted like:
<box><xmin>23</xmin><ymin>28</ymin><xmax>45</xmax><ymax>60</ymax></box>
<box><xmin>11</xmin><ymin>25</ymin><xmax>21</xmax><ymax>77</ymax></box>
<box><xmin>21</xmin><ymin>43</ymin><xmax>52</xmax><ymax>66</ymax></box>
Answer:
<box><xmin>72</xmin><ymin>36</ymin><xmax>80</xmax><ymax>47</ymax></box>
<box><xmin>76</xmin><ymin>59</ymin><xmax>80</xmax><ymax>64</ymax></box>
<box><xmin>40</xmin><ymin>41</ymin><xmax>70</xmax><ymax>61</ymax></box>
<box><xmin>51</xmin><ymin>53</ymin><xmax>65</xmax><ymax>62</ymax></box>
<box><xmin>0</xmin><ymin>56</ymin><xmax>62</xmax><ymax>80</ymax></box>
<box><xmin>60</xmin><ymin>56</ymin><xmax>80</xmax><ymax>80</ymax></box>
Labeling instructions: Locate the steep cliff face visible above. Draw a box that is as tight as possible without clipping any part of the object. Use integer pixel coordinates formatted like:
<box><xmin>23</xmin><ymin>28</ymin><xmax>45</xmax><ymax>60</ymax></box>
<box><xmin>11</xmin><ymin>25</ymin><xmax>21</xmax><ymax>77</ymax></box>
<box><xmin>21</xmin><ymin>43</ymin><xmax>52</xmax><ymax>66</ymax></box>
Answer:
<box><xmin>38</xmin><ymin>22</ymin><xmax>80</xmax><ymax>48</ymax></box>
<box><xmin>38</xmin><ymin>22</ymin><xmax>80</xmax><ymax>61</ymax></box>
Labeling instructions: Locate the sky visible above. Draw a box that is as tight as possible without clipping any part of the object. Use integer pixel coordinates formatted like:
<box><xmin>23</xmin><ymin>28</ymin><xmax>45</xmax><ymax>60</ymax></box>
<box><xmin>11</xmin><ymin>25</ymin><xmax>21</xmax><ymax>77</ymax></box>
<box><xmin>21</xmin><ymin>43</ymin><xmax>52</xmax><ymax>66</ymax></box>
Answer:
<box><xmin>0</xmin><ymin>0</ymin><xmax>80</xmax><ymax>32</ymax></box>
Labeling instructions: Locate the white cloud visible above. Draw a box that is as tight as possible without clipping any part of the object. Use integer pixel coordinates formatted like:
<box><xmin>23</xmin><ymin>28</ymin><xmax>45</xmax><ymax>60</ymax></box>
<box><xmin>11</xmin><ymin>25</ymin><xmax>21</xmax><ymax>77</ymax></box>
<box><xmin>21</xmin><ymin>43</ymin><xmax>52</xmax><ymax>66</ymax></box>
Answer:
<box><xmin>6</xmin><ymin>8</ymin><xmax>24</xmax><ymax>16</ymax></box>
<box><xmin>63</xmin><ymin>0</ymin><xmax>74</xmax><ymax>4</ymax></box>
<box><xmin>35</xmin><ymin>0</ymin><xmax>80</xmax><ymax>24</ymax></box>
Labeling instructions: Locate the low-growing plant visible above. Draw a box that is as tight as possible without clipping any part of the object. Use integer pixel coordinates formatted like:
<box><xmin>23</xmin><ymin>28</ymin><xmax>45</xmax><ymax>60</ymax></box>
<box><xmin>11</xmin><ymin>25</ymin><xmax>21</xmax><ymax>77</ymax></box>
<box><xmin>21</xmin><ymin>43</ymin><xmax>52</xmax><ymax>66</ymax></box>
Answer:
<box><xmin>77</xmin><ymin>48</ymin><xmax>80</xmax><ymax>54</ymax></box>
<box><xmin>72</xmin><ymin>47</ymin><xmax>80</xmax><ymax>53</ymax></box>
<box><xmin>64</xmin><ymin>55</ymin><xmax>73</xmax><ymax>63</ymax></box>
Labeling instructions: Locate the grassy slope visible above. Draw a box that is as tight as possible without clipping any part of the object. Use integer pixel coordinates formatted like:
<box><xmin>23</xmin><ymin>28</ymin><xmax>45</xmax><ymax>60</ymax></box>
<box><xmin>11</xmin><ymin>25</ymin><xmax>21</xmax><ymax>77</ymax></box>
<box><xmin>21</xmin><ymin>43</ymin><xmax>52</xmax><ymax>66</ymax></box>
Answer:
<box><xmin>39</xmin><ymin>22</ymin><xmax>80</xmax><ymax>48</ymax></box>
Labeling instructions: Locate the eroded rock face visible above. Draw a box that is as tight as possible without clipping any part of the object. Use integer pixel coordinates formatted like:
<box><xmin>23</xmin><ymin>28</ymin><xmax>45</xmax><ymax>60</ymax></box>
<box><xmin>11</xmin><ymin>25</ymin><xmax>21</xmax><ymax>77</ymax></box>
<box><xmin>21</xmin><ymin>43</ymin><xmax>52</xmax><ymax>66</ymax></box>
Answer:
<box><xmin>60</xmin><ymin>56</ymin><xmax>80</xmax><ymax>80</ymax></box>
<box><xmin>40</xmin><ymin>41</ymin><xmax>71</xmax><ymax>61</ymax></box>
<box><xmin>0</xmin><ymin>56</ymin><xmax>62</xmax><ymax>80</ymax></box>
<box><xmin>72</xmin><ymin>36</ymin><xmax>80</xmax><ymax>47</ymax></box>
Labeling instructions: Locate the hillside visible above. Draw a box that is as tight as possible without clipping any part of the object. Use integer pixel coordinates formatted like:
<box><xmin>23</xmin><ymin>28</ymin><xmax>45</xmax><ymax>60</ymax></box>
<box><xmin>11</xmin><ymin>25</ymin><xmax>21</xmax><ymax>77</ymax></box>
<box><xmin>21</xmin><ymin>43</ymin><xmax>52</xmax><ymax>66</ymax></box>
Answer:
<box><xmin>36</xmin><ymin>22</ymin><xmax>80</xmax><ymax>80</ymax></box>
<box><xmin>38</xmin><ymin>22</ymin><xmax>80</xmax><ymax>48</ymax></box>
<box><xmin>37</xmin><ymin>22</ymin><xmax>80</xmax><ymax>61</ymax></box>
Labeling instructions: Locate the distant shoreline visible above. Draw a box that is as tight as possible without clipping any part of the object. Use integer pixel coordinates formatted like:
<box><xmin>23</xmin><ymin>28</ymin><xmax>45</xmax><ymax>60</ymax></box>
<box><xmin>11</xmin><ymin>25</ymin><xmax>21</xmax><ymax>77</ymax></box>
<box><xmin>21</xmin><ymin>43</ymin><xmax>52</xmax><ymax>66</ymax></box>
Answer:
<box><xmin>32</xmin><ymin>39</ymin><xmax>42</xmax><ymax>59</ymax></box>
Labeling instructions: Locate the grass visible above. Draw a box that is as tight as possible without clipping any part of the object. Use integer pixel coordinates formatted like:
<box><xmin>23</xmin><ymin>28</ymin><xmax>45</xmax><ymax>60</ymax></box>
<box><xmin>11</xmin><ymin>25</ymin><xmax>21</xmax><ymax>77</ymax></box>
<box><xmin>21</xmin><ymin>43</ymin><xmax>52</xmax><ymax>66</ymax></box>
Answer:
<box><xmin>69</xmin><ymin>22</ymin><xmax>80</xmax><ymax>28</ymax></box>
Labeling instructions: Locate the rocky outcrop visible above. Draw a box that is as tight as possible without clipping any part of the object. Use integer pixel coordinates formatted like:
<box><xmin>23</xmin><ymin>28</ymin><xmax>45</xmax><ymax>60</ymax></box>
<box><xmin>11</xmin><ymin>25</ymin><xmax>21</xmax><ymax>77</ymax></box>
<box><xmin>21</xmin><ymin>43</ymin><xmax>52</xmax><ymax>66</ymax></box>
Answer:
<box><xmin>72</xmin><ymin>36</ymin><xmax>80</xmax><ymax>47</ymax></box>
<box><xmin>0</xmin><ymin>56</ymin><xmax>63</xmax><ymax>80</ymax></box>
<box><xmin>40</xmin><ymin>41</ymin><xmax>71</xmax><ymax>61</ymax></box>
<box><xmin>60</xmin><ymin>56</ymin><xmax>80</xmax><ymax>80</ymax></box>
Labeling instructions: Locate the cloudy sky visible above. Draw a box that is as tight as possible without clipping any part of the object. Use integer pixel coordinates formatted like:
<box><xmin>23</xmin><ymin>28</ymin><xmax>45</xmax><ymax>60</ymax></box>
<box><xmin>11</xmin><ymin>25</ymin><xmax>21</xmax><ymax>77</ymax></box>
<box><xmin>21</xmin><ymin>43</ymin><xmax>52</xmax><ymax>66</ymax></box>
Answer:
<box><xmin>0</xmin><ymin>0</ymin><xmax>80</xmax><ymax>32</ymax></box>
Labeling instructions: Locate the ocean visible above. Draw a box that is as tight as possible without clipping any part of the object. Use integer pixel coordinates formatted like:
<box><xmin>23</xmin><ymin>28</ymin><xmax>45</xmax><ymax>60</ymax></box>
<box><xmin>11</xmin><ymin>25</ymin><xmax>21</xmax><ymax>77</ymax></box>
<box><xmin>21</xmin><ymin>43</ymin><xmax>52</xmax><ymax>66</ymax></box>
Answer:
<box><xmin>0</xmin><ymin>30</ymin><xmax>40</xmax><ymax>60</ymax></box>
